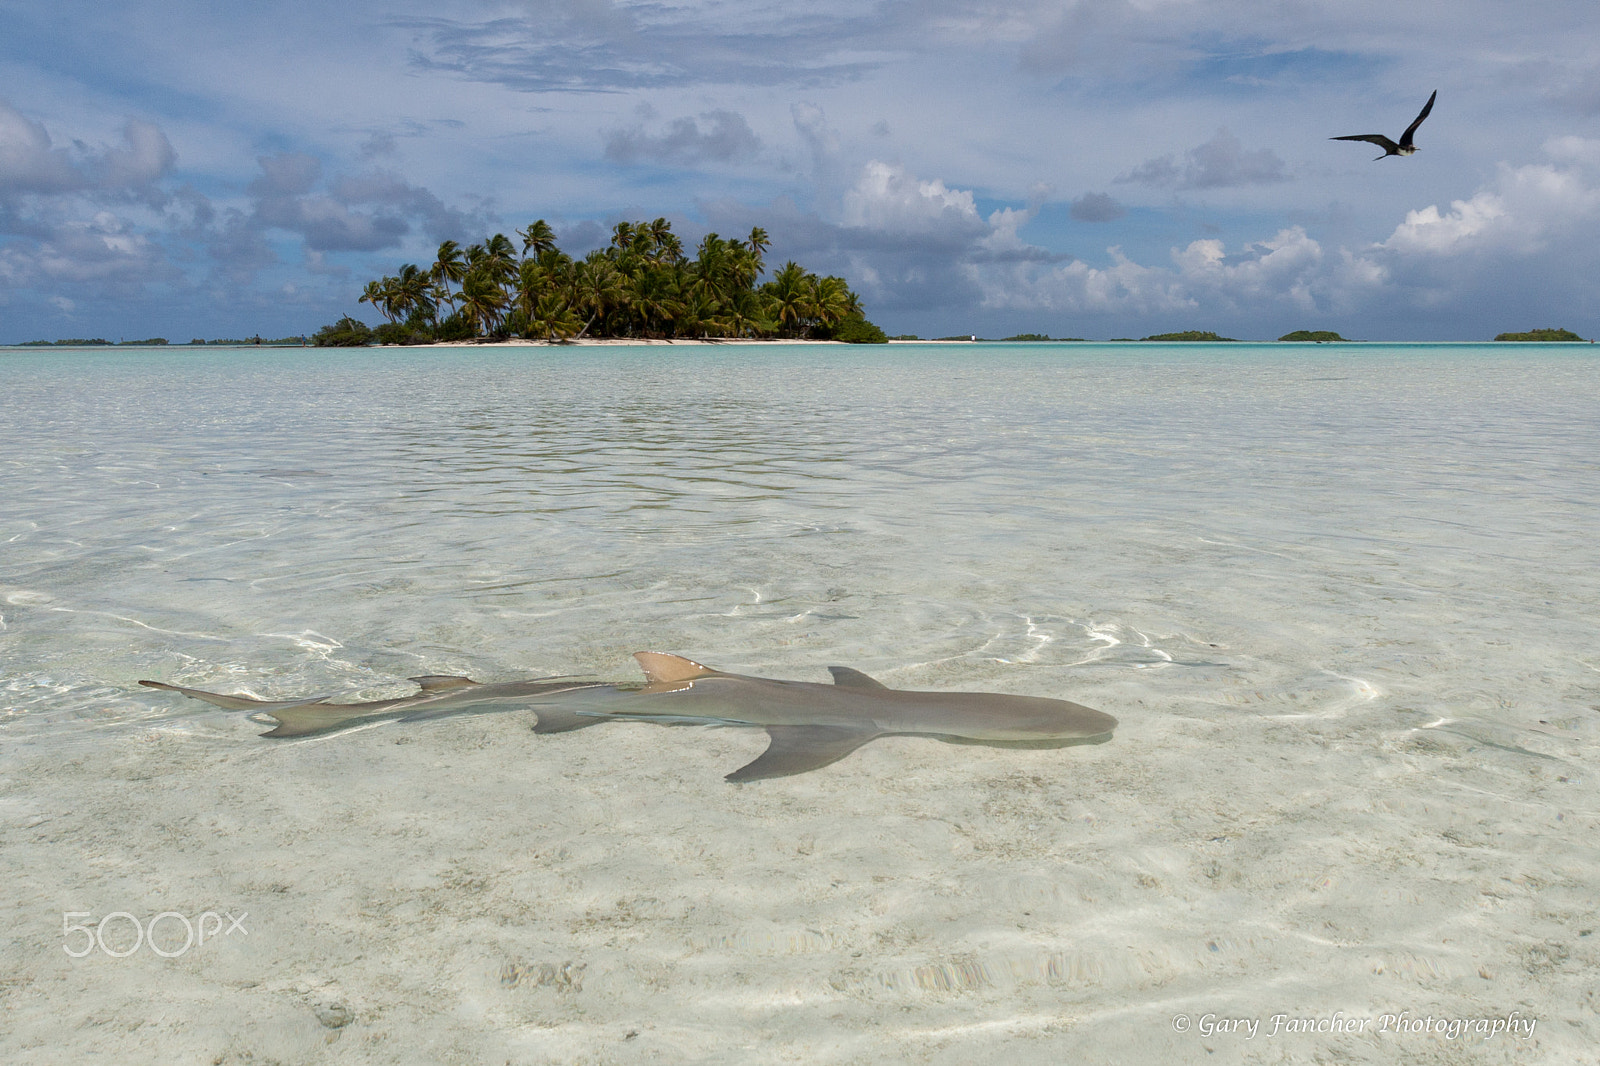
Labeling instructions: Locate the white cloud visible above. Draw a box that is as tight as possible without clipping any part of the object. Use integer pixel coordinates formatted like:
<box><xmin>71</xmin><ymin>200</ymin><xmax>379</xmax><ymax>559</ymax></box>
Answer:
<box><xmin>1379</xmin><ymin>193</ymin><xmax>1507</xmax><ymax>255</ymax></box>
<box><xmin>841</xmin><ymin>160</ymin><xmax>986</xmax><ymax>237</ymax></box>
<box><xmin>0</xmin><ymin>102</ymin><xmax>174</xmax><ymax>197</ymax></box>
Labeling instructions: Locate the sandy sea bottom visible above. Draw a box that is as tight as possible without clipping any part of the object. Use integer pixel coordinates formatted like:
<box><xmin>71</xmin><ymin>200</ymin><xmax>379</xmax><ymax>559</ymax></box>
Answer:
<box><xmin>1</xmin><ymin>342</ymin><xmax>1598</xmax><ymax>1064</ymax></box>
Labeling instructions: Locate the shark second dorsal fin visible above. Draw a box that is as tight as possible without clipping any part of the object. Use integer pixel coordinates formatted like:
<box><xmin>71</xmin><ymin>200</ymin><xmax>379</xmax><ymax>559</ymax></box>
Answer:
<box><xmin>828</xmin><ymin>666</ymin><xmax>888</xmax><ymax>690</ymax></box>
<box><xmin>409</xmin><ymin>675</ymin><xmax>480</xmax><ymax>692</ymax></box>
<box><xmin>633</xmin><ymin>652</ymin><xmax>716</xmax><ymax>684</ymax></box>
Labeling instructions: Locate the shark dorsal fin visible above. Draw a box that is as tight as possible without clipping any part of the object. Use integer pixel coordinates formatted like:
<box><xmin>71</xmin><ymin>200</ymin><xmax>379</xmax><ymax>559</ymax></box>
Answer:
<box><xmin>409</xmin><ymin>675</ymin><xmax>479</xmax><ymax>692</ymax></box>
<box><xmin>633</xmin><ymin>652</ymin><xmax>716</xmax><ymax>684</ymax></box>
<box><xmin>828</xmin><ymin>666</ymin><xmax>888</xmax><ymax>690</ymax></box>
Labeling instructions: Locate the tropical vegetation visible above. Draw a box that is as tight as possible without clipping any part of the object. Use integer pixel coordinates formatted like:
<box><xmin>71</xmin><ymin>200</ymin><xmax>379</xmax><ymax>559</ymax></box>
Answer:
<box><xmin>1493</xmin><ymin>327</ymin><xmax>1587</xmax><ymax>341</ymax></box>
<box><xmin>325</xmin><ymin>218</ymin><xmax>886</xmax><ymax>345</ymax></box>
<box><xmin>1279</xmin><ymin>330</ymin><xmax>1348</xmax><ymax>342</ymax></box>
<box><xmin>1141</xmin><ymin>330</ymin><xmax>1239</xmax><ymax>341</ymax></box>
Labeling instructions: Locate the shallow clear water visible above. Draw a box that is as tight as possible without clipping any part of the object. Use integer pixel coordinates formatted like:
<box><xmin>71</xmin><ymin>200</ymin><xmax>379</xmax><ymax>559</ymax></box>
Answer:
<box><xmin>3</xmin><ymin>342</ymin><xmax>1597</xmax><ymax>1062</ymax></box>
<box><xmin>5</xmin><ymin>343</ymin><xmax>1597</xmax><ymax>737</ymax></box>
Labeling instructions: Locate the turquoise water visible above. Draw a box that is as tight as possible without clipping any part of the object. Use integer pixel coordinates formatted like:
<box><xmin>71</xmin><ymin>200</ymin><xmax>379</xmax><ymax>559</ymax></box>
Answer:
<box><xmin>2</xmin><ymin>342</ymin><xmax>1597</xmax><ymax>1063</ymax></box>
<box><xmin>4</xmin><ymin>342</ymin><xmax>1596</xmax><ymax>736</ymax></box>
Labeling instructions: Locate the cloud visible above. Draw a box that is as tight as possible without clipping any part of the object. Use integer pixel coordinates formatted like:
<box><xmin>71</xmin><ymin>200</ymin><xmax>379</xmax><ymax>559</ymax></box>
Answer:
<box><xmin>968</xmin><ymin>139</ymin><xmax>1600</xmax><ymax>334</ymax></box>
<box><xmin>396</xmin><ymin>4</ymin><xmax>881</xmax><ymax>92</ymax></box>
<box><xmin>243</xmin><ymin>153</ymin><xmax>493</xmax><ymax>254</ymax></box>
<box><xmin>0</xmin><ymin>102</ymin><xmax>83</xmax><ymax>194</ymax></box>
<box><xmin>841</xmin><ymin>160</ymin><xmax>989</xmax><ymax>240</ymax></box>
<box><xmin>0</xmin><ymin>101</ymin><xmax>175</xmax><ymax>197</ymax></box>
<box><xmin>704</xmin><ymin>158</ymin><xmax>1062</xmax><ymax>315</ymax></box>
<box><xmin>0</xmin><ymin>211</ymin><xmax>177</xmax><ymax>291</ymax></box>
<box><xmin>1069</xmin><ymin>192</ymin><xmax>1125</xmax><ymax>222</ymax></box>
<box><xmin>604</xmin><ymin>110</ymin><xmax>761</xmax><ymax>165</ymax></box>
<box><xmin>1118</xmin><ymin>128</ymin><xmax>1289</xmax><ymax>189</ymax></box>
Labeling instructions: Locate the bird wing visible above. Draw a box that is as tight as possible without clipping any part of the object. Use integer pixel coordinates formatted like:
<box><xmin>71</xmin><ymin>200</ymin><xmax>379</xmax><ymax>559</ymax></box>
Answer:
<box><xmin>1399</xmin><ymin>90</ymin><xmax>1437</xmax><ymax>147</ymax></box>
<box><xmin>1331</xmin><ymin>134</ymin><xmax>1398</xmax><ymax>151</ymax></box>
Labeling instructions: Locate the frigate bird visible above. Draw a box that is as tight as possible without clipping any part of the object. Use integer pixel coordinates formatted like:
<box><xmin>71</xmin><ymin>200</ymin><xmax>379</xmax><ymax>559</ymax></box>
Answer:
<box><xmin>1332</xmin><ymin>90</ymin><xmax>1436</xmax><ymax>159</ymax></box>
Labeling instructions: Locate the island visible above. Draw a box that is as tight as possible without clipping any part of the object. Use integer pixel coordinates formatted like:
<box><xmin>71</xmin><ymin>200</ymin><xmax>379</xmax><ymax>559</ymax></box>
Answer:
<box><xmin>316</xmin><ymin>219</ymin><xmax>887</xmax><ymax>346</ymax></box>
<box><xmin>1278</xmin><ymin>330</ymin><xmax>1348</xmax><ymax>342</ymax></box>
<box><xmin>1492</xmin><ymin>328</ymin><xmax>1588</xmax><ymax>342</ymax></box>
<box><xmin>1140</xmin><ymin>330</ymin><xmax>1239</xmax><ymax>342</ymax></box>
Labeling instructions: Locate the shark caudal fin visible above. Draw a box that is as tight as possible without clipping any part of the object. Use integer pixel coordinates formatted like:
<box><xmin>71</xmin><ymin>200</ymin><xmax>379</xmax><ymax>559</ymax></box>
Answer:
<box><xmin>137</xmin><ymin>680</ymin><xmax>355</xmax><ymax>739</ymax></box>
<box><xmin>138</xmin><ymin>679</ymin><xmax>332</xmax><ymax>711</ymax></box>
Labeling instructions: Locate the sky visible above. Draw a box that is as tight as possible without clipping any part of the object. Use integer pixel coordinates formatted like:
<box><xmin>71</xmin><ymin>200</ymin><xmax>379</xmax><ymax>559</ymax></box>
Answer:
<box><xmin>3</xmin><ymin>0</ymin><xmax>1600</xmax><ymax>341</ymax></box>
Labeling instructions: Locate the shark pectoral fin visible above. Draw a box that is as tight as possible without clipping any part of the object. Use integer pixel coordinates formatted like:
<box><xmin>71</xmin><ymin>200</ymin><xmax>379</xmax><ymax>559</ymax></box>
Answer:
<box><xmin>827</xmin><ymin>666</ymin><xmax>888</xmax><ymax>690</ymax></box>
<box><xmin>633</xmin><ymin>652</ymin><xmax>716</xmax><ymax>683</ymax></box>
<box><xmin>725</xmin><ymin>724</ymin><xmax>881</xmax><ymax>783</ymax></box>
<box><xmin>408</xmin><ymin>675</ymin><xmax>480</xmax><ymax>692</ymax></box>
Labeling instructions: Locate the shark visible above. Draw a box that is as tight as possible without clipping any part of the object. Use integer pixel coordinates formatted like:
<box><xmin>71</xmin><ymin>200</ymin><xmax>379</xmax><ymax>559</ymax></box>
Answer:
<box><xmin>139</xmin><ymin>652</ymin><xmax>1118</xmax><ymax>781</ymax></box>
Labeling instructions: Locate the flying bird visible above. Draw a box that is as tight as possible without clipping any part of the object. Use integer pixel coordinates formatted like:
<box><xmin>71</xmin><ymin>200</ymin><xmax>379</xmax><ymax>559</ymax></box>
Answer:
<box><xmin>1332</xmin><ymin>90</ymin><xmax>1437</xmax><ymax>159</ymax></box>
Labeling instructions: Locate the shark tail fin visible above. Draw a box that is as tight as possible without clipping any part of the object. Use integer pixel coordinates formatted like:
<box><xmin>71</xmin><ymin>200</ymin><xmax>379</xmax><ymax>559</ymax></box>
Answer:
<box><xmin>138</xmin><ymin>679</ymin><xmax>330</xmax><ymax>712</ymax></box>
<box><xmin>633</xmin><ymin>652</ymin><xmax>717</xmax><ymax>684</ymax></box>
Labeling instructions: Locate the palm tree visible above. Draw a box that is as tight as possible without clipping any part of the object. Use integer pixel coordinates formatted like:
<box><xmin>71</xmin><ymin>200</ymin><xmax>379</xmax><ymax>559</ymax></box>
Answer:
<box><xmin>392</xmin><ymin>263</ymin><xmax>434</xmax><ymax>324</ymax></box>
<box><xmin>358</xmin><ymin>279</ymin><xmax>389</xmax><ymax>323</ymax></box>
<box><xmin>481</xmin><ymin>233</ymin><xmax>518</xmax><ymax>287</ymax></box>
<box><xmin>361</xmin><ymin>277</ymin><xmax>406</xmax><ymax>324</ymax></box>
<box><xmin>517</xmin><ymin>219</ymin><xmax>557</xmax><ymax>258</ymax></box>
<box><xmin>628</xmin><ymin>268</ymin><xmax>681</xmax><ymax>337</ymax></box>
<box><xmin>571</xmin><ymin>252</ymin><xmax>628</xmax><ymax>338</ymax></box>
<box><xmin>532</xmin><ymin>293</ymin><xmax>582</xmax><ymax>342</ymax></box>
<box><xmin>431</xmin><ymin>240</ymin><xmax>466</xmax><ymax>314</ymax></box>
<box><xmin>691</xmin><ymin>233</ymin><xmax>731</xmax><ymax>302</ymax></box>
<box><xmin>763</xmin><ymin>261</ymin><xmax>812</xmax><ymax>336</ymax></box>
<box><xmin>457</xmin><ymin>269</ymin><xmax>508</xmax><ymax>336</ymax></box>
<box><xmin>723</xmin><ymin>289</ymin><xmax>774</xmax><ymax>338</ymax></box>
<box><xmin>512</xmin><ymin>259</ymin><xmax>543</xmax><ymax>323</ymax></box>
<box><xmin>745</xmin><ymin>226</ymin><xmax>770</xmax><ymax>273</ymax></box>
<box><xmin>810</xmin><ymin>275</ymin><xmax>852</xmax><ymax>336</ymax></box>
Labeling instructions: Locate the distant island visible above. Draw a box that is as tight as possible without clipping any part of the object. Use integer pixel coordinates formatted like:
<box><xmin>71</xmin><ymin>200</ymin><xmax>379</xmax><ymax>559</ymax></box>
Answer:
<box><xmin>1493</xmin><ymin>328</ymin><xmax>1588</xmax><ymax>342</ymax></box>
<box><xmin>9</xmin><ymin>336</ymin><xmax>306</xmax><ymax>347</ymax></box>
<box><xmin>1278</xmin><ymin>330</ymin><xmax>1348</xmax><ymax>342</ymax></box>
<box><xmin>1141</xmin><ymin>330</ymin><xmax>1238</xmax><ymax>342</ymax></box>
<box><xmin>316</xmin><ymin>218</ymin><xmax>887</xmax><ymax>346</ymax></box>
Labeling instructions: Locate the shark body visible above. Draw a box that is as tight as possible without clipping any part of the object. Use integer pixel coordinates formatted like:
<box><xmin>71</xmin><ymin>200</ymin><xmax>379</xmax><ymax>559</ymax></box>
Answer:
<box><xmin>139</xmin><ymin>652</ymin><xmax>1118</xmax><ymax>781</ymax></box>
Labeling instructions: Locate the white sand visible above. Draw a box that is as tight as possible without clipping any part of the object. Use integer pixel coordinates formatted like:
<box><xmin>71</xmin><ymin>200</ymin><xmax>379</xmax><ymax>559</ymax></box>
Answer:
<box><xmin>2</xmin><ymin>343</ymin><xmax>1594</xmax><ymax>1064</ymax></box>
<box><xmin>2</xmin><ymin>684</ymin><xmax>1586</xmax><ymax>1064</ymax></box>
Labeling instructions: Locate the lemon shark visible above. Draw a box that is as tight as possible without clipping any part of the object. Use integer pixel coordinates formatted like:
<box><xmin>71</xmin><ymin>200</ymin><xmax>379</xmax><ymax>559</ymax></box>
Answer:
<box><xmin>139</xmin><ymin>652</ymin><xmax>1117</xmax><ymax>781</ymax></box>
